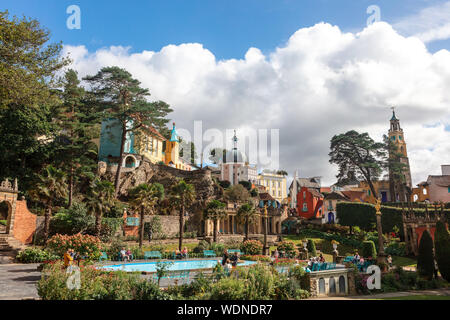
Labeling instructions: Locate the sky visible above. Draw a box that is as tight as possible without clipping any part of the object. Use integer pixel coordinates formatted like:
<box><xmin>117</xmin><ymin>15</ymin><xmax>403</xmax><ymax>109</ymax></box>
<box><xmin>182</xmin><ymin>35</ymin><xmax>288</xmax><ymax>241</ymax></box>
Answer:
<box><xmin>2</xmin><ymin>0</ymin><xmax>450</xmax><ymax>186</ymax></box>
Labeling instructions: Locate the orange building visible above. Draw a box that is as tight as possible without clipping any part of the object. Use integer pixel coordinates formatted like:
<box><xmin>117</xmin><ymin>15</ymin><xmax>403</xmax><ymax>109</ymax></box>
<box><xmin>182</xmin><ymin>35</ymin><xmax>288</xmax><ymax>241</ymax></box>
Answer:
<box><xmin>296</xmin><ymin>187</ymin><xmax>324</xmax><ymax>219</ymax></box>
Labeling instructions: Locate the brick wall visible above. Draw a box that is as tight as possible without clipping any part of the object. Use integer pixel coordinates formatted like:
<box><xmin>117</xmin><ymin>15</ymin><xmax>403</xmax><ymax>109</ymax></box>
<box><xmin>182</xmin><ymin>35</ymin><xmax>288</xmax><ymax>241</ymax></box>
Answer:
<box><xmin>12</xmin><ymin>200</ymin><xmax>37</xmax><ymax>244</ymax></box>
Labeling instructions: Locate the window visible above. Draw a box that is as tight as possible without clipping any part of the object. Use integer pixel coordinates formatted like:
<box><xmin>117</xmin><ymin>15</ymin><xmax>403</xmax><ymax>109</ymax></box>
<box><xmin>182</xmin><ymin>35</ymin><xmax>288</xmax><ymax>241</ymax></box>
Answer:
<box><xmin>303</xmin><ymin>191</ymin><xmax>306</xmax><ymax>199</ymax></box>
<box><xmin>448</xmin><ymin>187</ymin><xmax>450</xmax><ymax>193</ymax></box>
<box><xmin>302</xmin><ymin>203</ymin><xmax>308</xmax><ymax>212</ymax></box>
<box><xmin>423</xmin><ymin>188</ymin><xmax>427</xmax><ymax>195</ymax></box>
<box><xmin>399</xmin><ymin>135</ymin><xmax>403</xmax><ymax>140</ymax></box>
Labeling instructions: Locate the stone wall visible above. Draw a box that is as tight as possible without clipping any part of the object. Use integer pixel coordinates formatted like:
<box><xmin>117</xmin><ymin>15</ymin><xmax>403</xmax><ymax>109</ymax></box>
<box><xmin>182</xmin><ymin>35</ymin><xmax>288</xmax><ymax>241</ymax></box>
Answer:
<box><xmin>123</xmin><ymin>214</ymin><xmax>194</xmax><ymax>238</ymax></box>
<box><xmin>12</xmin><ymin>200</ymin><xmax>36</xmax><ymax>244</ymax></box>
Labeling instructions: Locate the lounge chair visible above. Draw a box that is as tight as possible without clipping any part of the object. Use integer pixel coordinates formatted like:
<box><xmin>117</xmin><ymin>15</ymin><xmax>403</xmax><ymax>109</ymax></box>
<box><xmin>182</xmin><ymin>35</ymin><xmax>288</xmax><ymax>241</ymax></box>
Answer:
<box><xmin>228</xmin><ymin>249</ymin><xmax>242</xmax><ymax>255</ymax></box>
<box><xmin>99</xmin><ymin>252</ymin><xmax>108</xmax><ymax>261</ymax></box>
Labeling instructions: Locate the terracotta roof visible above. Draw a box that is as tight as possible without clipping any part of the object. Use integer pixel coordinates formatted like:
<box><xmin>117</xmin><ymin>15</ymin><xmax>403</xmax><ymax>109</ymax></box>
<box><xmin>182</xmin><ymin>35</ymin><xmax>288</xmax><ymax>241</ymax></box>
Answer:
<box><xmin>324</xmin><ymin>191</ymin><xmax>349</xmax><ymax>201</ymax></box>
<box><xmin>341</xmin><ymin>190</ymin><xmax>366</xmax><ymax>202</ymax></box>
<box><xmin>259</xmin><ymin>192</ymin><xmax>275</xmax><ymax>201</ymax></box>
<box><xmin>142</xmin><ymin>125</ymin><xmax>167</xmax><ymax>141</ymax></box>
<box><xmin>320</xmin><ymin>187</ymin><xmax>331</xmax><ymax>193</ymax></box>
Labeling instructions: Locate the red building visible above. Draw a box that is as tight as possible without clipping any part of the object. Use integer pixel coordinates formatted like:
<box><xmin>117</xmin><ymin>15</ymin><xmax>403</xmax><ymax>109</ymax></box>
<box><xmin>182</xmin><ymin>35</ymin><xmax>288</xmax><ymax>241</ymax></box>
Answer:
<box><xmin>296</xmin><ymin>186</ymin><xmax>324</xmax><ymax>219</ymax></box>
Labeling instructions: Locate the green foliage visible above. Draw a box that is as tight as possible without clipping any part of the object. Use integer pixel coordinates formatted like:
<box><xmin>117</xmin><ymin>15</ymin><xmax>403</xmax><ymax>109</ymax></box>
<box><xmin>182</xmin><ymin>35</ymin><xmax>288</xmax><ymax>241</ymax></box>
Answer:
<box><xmin>224</xmin><ymin>184</ymin><xmax>250</xmax><ymax>202</ymax></box>
<box><xmin>207</xmin><ymin>277</ymin><xmax>246</xmax><ymax>300</ymax></box>
<box><xmin>16</xmin><ymin>247</ymin><xmax>58</xmax><ymax>263</ymax></box>
<box><xmin>50</xmin><ymin>202</ymin><xmax>95</xmax><ymax>235</ymax></box>
<box><xmin>434</xmin><ymin>221</ymin><xmax>450</xmax><ymax>282</ymax></box>
<box><xmin>385</xmin><ymin>241</ymin><xmax>406</xmax><ymax>257</ymax></box>
<box><xmin>0</xmin><ymin>220</ymin><xmax>6</xmax><ymax>226</ymax></box>
<box><xmin>307</xmin><ymin>239</ymin><xmax>317</xmax><ymax>257</ymax></box>
<box><xmin>277</xmin><ymin>241</ymin><xmax>298</xmax><ymax>258</ymax></box>
<box><xmin>155</xmin><ymin>261</ymin><xmax>174</xmax><ymax>286</ymax></box>
<box><xmin>417</xmin><ymin>230</ymin><xmax>434</xmax><ymax>280</ymax></box>
<box><xmin>218</xmin><ymin>180</ymin><xmax>231</xmax><ymax>189</ymax></box>
<box><xmin>0</xmin><ymin>10</ymin><xmax>69</xmax><ymax>109</ymax></box>
<box><xmin>240</xmin><ymin>240</ymin><xmax>263</xmax><ymax>255</ymax></box>
<box><xmin>361</xmin><ymin>241</ymin><xmax>377</xmax><ymax>259</ymax></box>
<box><xmin>238</xmin><ymin>181</ymin><xmax>252</xmax><ymax>190</ymax></box>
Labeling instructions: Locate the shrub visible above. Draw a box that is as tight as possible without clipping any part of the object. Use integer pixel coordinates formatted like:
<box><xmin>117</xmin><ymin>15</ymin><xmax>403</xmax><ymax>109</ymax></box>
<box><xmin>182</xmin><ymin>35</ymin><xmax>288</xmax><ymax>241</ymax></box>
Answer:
<box><xmin>49</xmin><ymin>202</ymin><xmax>94</xmax><ymax>236</ymax></box>
<box><xmin>207</xmin><ymin>277</ymin><xmax>246</xmax><ymax>300</ymax></box>
<box><xmin>277</xmin><ymin>241</ymin><xmax>298</xmax><ymax>258</ymax></box>
<box><xmin>361</xmin><ymin>241</ymin><xmax>377</xmax><ymax>259</ymax></box>
<box><xmin>385</xmin><ymin>241</ymin><xmax>406</xmax><ymax>257</ymax></box>
<box><xmin>16</xmin><ymin>247</ymin><xmax>59</xmax><ymax>263</ymax></box>
<box><xmin>417</xmin><ymin>230</ymin><xmax>434</xmax><ymax>280</ymax></box>
<box><xmin>46</xmin><ymin>233</ymin><xmax>102</xmax><ymax>261</ymax></box>
<box><xmin>240</xmin><ymin>264</ymin><xmax>277</xmax><ymax>300</ymax></box>
<box><xmin>240</xmin><ymin>240</ymin><xmax>263</xmax><ymax>255</ymax></box>
<box><xmin>218</xmin><ymin>180</ymin><xmax>231</xmax><ymax>189</ymax></box>
<box><xmin>307</xmin><ymin>239</ymin><xmax>316</xmax><ymax>257</ymax></box>
<box><xmin>434</xmin><ymin>221</ymin><xmax>450</xmax><ymax>282</ymax></box>
<box><xmin>0</xmin><ymin>220</ymin><xmax>6</xmax><ymax>226</ymax></box>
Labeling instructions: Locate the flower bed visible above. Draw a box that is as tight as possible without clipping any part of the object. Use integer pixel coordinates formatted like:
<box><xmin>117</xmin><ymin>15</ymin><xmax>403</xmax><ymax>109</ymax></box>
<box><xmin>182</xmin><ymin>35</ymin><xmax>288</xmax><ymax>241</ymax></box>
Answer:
<box><xmin>240</xmin><ymin>255</ymin><xmax>272</xmax><ymax>262</ymax></box>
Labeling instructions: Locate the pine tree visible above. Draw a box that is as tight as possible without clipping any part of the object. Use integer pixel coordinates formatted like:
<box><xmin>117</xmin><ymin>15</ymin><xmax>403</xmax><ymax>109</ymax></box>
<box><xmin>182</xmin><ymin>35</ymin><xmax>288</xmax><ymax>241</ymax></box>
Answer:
<box><xmin>434</xmin><ymin>221</ymin><xmax>450</xmax><ymax>282</ymax></box>
<box><xmin>83</xmin><ymin>66</ymin><xmax>172</xmax><ymax>197</ymax></box>
<box><xmin>417</xmin><ymin>230</ymin><xmax>434</xmax><ymax>280</ymax></box>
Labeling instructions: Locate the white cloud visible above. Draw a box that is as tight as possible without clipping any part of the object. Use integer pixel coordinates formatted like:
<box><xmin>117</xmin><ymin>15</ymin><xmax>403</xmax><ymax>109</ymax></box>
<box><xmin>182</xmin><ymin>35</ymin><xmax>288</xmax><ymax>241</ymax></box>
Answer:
<box><xmin>62</xmin><ymin>21</ymin><xmax>450</xmax><ymax>186</ymax></box>
<box><xmin>394</xmin><ymin>1</ymin><xmax>450</xmax><ymax>43</ymax></box>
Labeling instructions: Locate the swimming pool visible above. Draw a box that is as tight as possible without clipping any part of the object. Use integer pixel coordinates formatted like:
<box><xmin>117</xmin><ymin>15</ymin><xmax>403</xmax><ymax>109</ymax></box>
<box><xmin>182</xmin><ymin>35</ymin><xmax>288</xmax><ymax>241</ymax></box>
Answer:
<box><xmin>99</xmin><ymin>259</ymin><xmax>257</xmax><ymax>273</ymax></box>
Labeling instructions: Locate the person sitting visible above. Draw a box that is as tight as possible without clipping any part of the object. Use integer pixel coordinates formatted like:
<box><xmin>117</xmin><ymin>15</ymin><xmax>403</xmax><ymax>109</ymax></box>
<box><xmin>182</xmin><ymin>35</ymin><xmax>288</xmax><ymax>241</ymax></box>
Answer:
<box><xmin>319</xmin><ymin>254</ymin><xmax>325</xmax><ymax>263</ymax></box>
<box><xmin>120</xmin><ymin>248</ymin><xmax>129</xmax><ymax>262</ymax></box>
<box><xmin>230</xmin><ymin>252</ymin><xmax>240</xmax><ymax>267</ymax></box>
<box><xmin>126</xmin><ymin>249</ymin><xmax>133</xmax><ymax>261</ymax></box>
<box><xmin>175</xmin><ymin>250</ymin><xmax>183</xmax><ymax>259</ymax></box>
<box><xmin>222</xmin><ymin>249</ymin><xmax>229</xmax><ymax>266</ymax></box>
<box><xmin>353</xmin><ymin>252</ymin><xmax>360</xmax><ymax>264</ymax></box>
<box><xmin>181</xmin><ymin>247</ymin><xmax>188</xmax><ymax>259</ymax></box>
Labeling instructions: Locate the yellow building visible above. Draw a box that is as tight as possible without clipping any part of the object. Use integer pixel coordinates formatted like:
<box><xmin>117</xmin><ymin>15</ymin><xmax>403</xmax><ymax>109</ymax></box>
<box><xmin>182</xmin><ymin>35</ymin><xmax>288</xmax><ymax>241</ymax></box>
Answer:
<box><xmin>257</xmin><ymin>170</ymin><xmax>287</xmax><ymax>203</ymax></box>
<box><xmin>136</xmin><ymin>125</ymin><xmax>166</xmax><ymax>164</ymax></box>
<box><xmin>164</xmin><ymin>123</ymin><xmax>192</xmax><ymax>171</ymax></box>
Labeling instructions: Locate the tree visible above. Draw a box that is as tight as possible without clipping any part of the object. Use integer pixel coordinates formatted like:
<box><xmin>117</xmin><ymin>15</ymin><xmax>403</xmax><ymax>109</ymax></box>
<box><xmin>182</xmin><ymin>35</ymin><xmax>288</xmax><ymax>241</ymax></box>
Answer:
<box><xmin>236</xmin><ymin>202</ymin><xmax>258</xmax><ymax>241</ymax></box>
<box><xmin>170</xmin><ymin>179</ymin><xmax>195</xmax><ymax>250</ymax></box>
<box><xmin>204</xmin><ymin>200</ymin><xmax>227</xmax><ymax>243</ymax></box>
<box><xmin>329</xmin><ymin>131</ymin><xmax>385</xmax><ymax>198</ymax></box>
<box><xmin>434</xmin><ymin>221</ymin><xmax>450</xmax><ymax>282</ymax></box>
<box><xmin>0</xmin><ymin>10</ymin><xmax>69</xmax><ymax>109</ymax></box>
<box><xmin>28</xmin><ymin>165</ymin><xmax>67</xmax><ymax>244</ymax></box>
<box><xmin>55</xmin><ymin>69</ymin><xmax>99</xmax><ymax>207</ymax></box>
<box><xmin>224</xmin><ymin>184</ymin><xmax>250</xmax><ymax>203</ymax></box>
<box><xmin>417</xmin><ymin>230</ymin><xmax>434</xmax><ymax>280</ymax></box>
<box><xmin>329</xmin><ymin>130</ymin><xmax>386</xmax><ymax>262</ymax></box>
<box><xmin>83</xmin><ymin>66</ymin><xmax>172</xmax><ymax>197</ymax></box>
<box><xmin>85</xmin><ymin>178</ymin><xmax>115</xmax><ymax>236</ymax></box>
<box><xmin>276</xmin><ymin>170</ymin><xmax>288</xmax><ymax>176</ymax></box>
<box><xmin>129</xmin><ymin>183</ymin><xmax>164</xmax><ymax>248</ymax></box>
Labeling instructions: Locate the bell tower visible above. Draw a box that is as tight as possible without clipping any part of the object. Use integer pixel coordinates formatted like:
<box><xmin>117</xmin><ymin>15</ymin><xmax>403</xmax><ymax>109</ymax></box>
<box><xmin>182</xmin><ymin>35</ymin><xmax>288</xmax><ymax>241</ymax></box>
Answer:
<box><xmin>388</xmin><ymin>108</ymin><xmax>412</xmax><ymax>199</ymax></box>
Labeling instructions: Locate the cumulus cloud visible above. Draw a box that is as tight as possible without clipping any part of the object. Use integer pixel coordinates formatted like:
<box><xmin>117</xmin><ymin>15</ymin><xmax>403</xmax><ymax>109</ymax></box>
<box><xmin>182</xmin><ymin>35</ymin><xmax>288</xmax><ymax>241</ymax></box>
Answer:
<box><xmin>394</xmin><ymin>1</ymin><xmax>450</xmax><ymax>43</ymax></box>
<box><xmin>62</xmin><ymin>21</ymin><xmax>450</xmax><ymax>186</ymax></box>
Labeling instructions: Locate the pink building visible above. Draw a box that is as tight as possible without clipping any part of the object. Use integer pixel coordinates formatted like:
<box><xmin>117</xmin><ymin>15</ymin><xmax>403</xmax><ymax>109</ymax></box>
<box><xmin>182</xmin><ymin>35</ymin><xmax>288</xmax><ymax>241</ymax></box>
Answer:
<box><xmin>426</xmin><ymin>165</ymin><xmax>450</xmax><ymax>203</ymax></box>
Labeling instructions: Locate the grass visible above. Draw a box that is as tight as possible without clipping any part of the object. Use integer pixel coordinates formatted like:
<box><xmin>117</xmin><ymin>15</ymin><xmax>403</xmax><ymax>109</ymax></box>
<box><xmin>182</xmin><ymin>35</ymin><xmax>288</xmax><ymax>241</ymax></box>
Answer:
<box><xmin>392</xmin><ymin>256</ymin><xmax>417</xmax><ymax>268</ymax></box>
<box><xmin>378</xmin><ymin>295</ymin><xmax>450</xmax><ymax>300</ymax></box>
<box><xmin>0</xmin><ymin>220</ymin><xmax>6</xmax><ymax>226</ymax></box>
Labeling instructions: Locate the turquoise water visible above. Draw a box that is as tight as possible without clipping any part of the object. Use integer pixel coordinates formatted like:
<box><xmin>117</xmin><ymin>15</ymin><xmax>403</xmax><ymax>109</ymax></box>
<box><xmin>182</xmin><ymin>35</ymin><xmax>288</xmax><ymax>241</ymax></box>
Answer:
<box><xmin>99</xmin><ymin>259</ymin><xmax>257</xmax><ymax>273</ymax></box>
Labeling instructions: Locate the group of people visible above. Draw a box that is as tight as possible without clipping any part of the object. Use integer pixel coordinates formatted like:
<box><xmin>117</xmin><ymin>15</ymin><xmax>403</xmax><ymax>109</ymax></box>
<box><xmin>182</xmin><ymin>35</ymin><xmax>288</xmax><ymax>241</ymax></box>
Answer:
<box><xmin>271</xmin><ymin>248</ymin><xmax>291</xmax><ymax>259</ymax></box>
<box><xmin>220</xmin><ymin>249</ymin><xmax>241</xmax><ymax>272</ymax></box>
<box><xmin>63</xmin><ymin>249</ymin><xmax>81</xmax><ymax>267</ymax></box>
<box><xmin>120</xmin><ymin>248</ymin><xmax>133</xmax><ymax>262</ymax></box>
<box><xmin>175</xmin><ymin>247</ymin><xmax>189</xmax><ymax>259</ymax></box>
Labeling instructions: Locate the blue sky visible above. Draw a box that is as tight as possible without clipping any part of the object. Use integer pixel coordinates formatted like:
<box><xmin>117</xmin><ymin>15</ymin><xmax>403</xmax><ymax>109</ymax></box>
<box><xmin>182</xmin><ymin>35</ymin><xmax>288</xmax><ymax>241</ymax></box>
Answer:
<box><xmin>2</xmin><ymin>0</ymin><xmax>449</xmax><ymax>59</ymax></box>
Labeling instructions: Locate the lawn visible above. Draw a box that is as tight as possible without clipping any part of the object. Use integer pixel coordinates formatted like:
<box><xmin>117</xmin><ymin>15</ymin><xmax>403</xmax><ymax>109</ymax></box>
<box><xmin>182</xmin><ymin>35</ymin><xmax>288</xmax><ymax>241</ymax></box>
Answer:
<box><xmin>392</xmin><ymin>256</ymin><xmax>417</xmax><ymax>267</ymax></box>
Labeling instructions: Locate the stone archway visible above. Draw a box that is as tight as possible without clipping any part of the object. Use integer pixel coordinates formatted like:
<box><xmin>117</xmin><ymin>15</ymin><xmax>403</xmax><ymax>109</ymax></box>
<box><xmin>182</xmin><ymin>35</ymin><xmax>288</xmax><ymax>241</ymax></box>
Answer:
<box><xmin>0</xmin><ymin>179</ymin><xmax>19</xmax><ymax>235</ymax></box>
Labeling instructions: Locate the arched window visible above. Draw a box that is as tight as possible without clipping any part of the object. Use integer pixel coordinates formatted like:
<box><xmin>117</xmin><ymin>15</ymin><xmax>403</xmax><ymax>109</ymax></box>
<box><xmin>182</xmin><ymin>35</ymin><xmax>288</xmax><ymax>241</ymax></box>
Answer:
<box><xmin>423</xmin><ymin>188</ymin><xmax>427</xmax><ymax>195</ymax></box>
<box><xmin>413</xmin><ymin>194</ymin><xmax>418</xmax><ymax>202</ymax></box>
<box><xmin>125</xmin><ymin>156</ymin><xmax>136</xmax><ymax>168</ymax></box>
<box><xmin>318</xmin><ymin>278</ymin><xmax>325</xmax><ymax>294</ymax></box>
<box><xmin>302</xmin><ymin>203</ymin><xmax>308</xmax><ymax>212</ymax></box>
<box><xmin>329</xmin><ymin>277</ymin><xmax>336</xmax><ymax>294</ymax></box>
<box><xmin>339</xmin><ymin>276</ymin><xmax>346</xmax><ymax>293</ymax></box>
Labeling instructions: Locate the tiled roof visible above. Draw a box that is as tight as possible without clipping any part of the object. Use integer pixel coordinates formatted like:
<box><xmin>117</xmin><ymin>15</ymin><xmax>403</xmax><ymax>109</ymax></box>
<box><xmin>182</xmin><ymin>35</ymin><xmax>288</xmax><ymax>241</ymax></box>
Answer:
<box><xmin>259</xmin><ymin>192</ymin><xmax>275</xmax><ymax>201</ymax></box>
<box><xmin>142</xmin><ymin>125</ymin><xmax>167</xmax><ymax>141</ymax></box>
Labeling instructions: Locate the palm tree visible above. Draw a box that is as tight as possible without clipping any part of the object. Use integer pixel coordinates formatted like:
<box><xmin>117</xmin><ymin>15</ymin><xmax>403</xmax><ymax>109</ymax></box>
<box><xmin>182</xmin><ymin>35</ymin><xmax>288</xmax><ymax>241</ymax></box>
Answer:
<box><xmin>170</xmin><ymin>179</ymin><xmax>195</xmax><ymax>251</ymax></box>
<box><xmin>204</xmin><ymin>199</ymin><xmax>227</xmax><ymax>243</ymax></box>
<box><xmin>129</xmin><ymin>183</ymin><xmax>164</xmax><ymax>248</ymax></box>
<box><xmin>236</xmin><ymin>201</ymin><xmax>258</xmax><ymax>241</ymax></box>
<box><xmin>29</xmin><ymin>165</ymin><xmax>67</xmax><ymax>244</ymax></box>
<box><xmin>86</xmin><ymin>178</ymin><xmax>115</xmax><ymax>236</ymax></box>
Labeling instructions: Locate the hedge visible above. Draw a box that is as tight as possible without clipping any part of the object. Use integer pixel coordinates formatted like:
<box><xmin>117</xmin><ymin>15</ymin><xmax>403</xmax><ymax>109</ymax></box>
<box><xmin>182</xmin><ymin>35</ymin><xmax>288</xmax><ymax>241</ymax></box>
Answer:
<box><xmin>434</xmin><ymin>221</ymin><xmax>450</xmax><ymax>282</ymax></box>
<box><xmin>361</xmin><ymin>241</ymin><xmax>377</xmax><ymax>259</ymax></box>
<box><xmin>417</xmin><ymin>230</ymin><xmax>434</xmax><ymax>280</ymax></box>
<box><xmin>336</xmin><ymin>202</ymin><xmax>450</xmax><ymax>238</ymax></box>
<box><xmin>307</xmin><ymin>239</ymin><xmax>317</xmax><ymax>257</ymax></box>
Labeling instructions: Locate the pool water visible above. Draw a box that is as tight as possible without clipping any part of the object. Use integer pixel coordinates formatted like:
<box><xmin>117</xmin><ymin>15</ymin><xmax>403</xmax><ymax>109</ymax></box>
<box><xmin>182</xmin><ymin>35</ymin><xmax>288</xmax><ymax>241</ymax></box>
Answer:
<box><xmin>99</xmin><ymin>259</ymin><xmax>257</xmax><ymax>273</ymax></box>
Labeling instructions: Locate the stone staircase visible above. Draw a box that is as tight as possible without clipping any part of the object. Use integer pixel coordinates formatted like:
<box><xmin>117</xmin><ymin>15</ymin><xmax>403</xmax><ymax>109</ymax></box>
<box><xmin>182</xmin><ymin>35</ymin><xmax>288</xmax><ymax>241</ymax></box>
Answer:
<box><xmin>0</xmin><ymin>233</ymin><xmax>25</xmax><ymax>264</ymax></box>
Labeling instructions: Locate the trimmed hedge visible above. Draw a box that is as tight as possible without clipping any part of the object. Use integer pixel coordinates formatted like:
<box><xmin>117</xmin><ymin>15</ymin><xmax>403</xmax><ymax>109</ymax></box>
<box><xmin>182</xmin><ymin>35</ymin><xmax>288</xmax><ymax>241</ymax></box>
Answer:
<box><xmin>417</xmin><ymin>230</ymin><xmax>434</xmax><ymax>280</ymax></box>
<box><xmin>307</xmin><ymin>239</ymin><xmax>317</xmax><ymax>257</ymax></box>
<box><xmin>336</xmin><ymin>202</ymin><xmax>450</xmax><ymax>238</ymax></box>
<box><xmin>361</xmin><ymin>241</ymin><xmax>377</xmax><ymax>259</ymax></box>
<box><xmin>434</xmin><ymin>221</ymin><xmax>450</xmax><ymax>282</ymax></box>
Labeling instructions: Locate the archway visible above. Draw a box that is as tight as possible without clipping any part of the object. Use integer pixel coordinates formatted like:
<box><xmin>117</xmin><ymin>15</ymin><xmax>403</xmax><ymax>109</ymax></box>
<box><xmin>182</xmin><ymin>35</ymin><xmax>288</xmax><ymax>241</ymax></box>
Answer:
<box><xmin>328</xmin><ymin>212</ymin><xmax>335</xmax><ymax>224</ymax></box>
<box><xmin>339</xmin><ymin>276</ymin><xmax>346</xmax><ymax>293</ymax></box>
<box><xmin>318</xmin><ymin>278</ymin><xmax>325</xmax><ymax>294</ymax></box>
<box><xmin>0</xmin><ymin>179</ymin><xmax>19</xmax><ymax>235</ymax></box>
<box><xmin>125</xmin><ymin>156</ymin><xmax>136</xmax><ymax>168</ymax></box>
<box><xmin>0</xmin><ymin>201</ymin><xmax>12</xmax><ymax>234</ymax></box>
<box><xmin>329</xmin><ymin>277</ymin><xmax>336</xmax><ymax>294</ymax></box>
